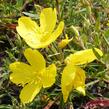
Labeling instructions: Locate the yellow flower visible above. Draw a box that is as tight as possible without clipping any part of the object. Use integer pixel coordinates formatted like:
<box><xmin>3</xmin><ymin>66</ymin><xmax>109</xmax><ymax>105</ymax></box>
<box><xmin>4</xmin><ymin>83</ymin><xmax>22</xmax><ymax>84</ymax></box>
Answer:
<box><xmin>61</xmin><ymin>48</ymin><xmax>103</xmax><ymax>102</ymax></box>
<box><xmin>16</xmin><ymin>8</ymin><xmax>64</xmax><ymax>49</ymax></box>
<box><xmin>58</xmin><ymin>34</ymin><xmax>73</xmax><ymax>48</ymax></box>
<box><xmin>9</xmin><ymin>48</ymin><xmax>56</xmax><ymax>104</ymax></box>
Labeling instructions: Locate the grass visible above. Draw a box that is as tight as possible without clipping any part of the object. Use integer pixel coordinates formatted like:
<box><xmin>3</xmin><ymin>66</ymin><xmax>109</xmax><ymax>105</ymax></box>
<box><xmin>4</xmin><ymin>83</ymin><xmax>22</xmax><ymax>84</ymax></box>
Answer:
<box><xmin>0</xmin><ymin>0</ymin><xmax>109</xmax><ymax>109</ymax></box>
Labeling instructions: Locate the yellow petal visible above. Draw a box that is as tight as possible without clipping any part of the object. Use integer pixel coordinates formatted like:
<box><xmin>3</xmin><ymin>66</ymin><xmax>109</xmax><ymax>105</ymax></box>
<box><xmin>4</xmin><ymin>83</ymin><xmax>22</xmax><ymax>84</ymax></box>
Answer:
<box><xmin>65</xmin><ymin>48</ymin><xmax>103</xmax><ymax>65</ymax></box>
<box><xmin>9</xmin><ymin>62</ymin><xmax>34</xmax><ymax>86</ymax></box>
<box><xmin>16</xmin><ymin>16</ymin><xmax>41</xmax><ymax>38</ymax></box>
<box><xmin>20</xmin><ymin>82</ymin><xmax>42</xmax><ymax>104</ymax></box>
<box><xmin>62</xmin><ymin>83</ymin><xmax>73</xmax><ymax>103</ymax></box>
<box><xmin>74</xmin><ymin>66</ymin><xmax>86</xmax><ymax>86</ymax></box>
<box><xmin>40</xmin><ymin>8</ymin><xmax>57</xmax><ymax>33</ymax></box>
<box><xmin>16</xmin><ymin>16</ymin><xmax>41</xmax><ymax>48</ymax></box>
<box><xmin>73</xmin><ymin>66</ymin><xmax>86</xmax><ymax>95</ymax></box>
<box><xmin>42</xmin><ymin>64</ymin><xmax>56</xmax><ymax>88</ymax></box>
<box><xmin>47</xmin><ymin>21</ymin><xmax>64</xmax><ymax>42</ymax></box>
<box><xmin>61</xmin><ymin>64</ymin><xmax>76</xmax><ymax>102</ymax></box>
<box><xmin>24</xmin><ymin>48</ymin><xmax>46</xmax><ymax>71</ymax></box>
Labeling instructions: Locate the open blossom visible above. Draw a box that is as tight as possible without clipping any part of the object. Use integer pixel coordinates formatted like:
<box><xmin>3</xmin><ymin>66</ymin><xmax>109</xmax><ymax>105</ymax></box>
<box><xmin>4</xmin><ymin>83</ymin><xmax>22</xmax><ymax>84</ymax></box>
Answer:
<box><xmin>16</xmin><ymin>8</ymin><xmax>64</xmax><ymax>49</ymax></box>
<box><xmin>9</xmin><ymin>48</ymin><xmax>56</xmax><ymax>104</ymax></box>
<box><xmin>61</xmin><ymin>48</ymin><xmax>103</xmax><ymax>102</ymax></box>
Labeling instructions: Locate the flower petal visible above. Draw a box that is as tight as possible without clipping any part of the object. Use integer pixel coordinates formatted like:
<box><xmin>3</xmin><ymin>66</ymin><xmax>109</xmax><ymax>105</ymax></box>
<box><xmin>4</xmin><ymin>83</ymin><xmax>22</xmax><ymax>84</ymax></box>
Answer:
<box><xmin>24</xmin><ymin>48</ymin><xmax>46</xmax><ymax>71</ymax></box>
<box><xmin>74</xmin><ymin>66</ymin><xmax>86</xmax><ymax>96</ymax></box>
<box><xmin>9</xmin><ymin>62</ymin><xmax>34</xmax><ymax>86</ymax></box>
<box><xmin>40</xmin><ymin>8</ymin><xmax>57</xmax><ymax>33</ymax></box>
<box><xmin>16</xmin><ymin>16</ymin><xmax>40</xmax><ymax>37</ymax></box>
<box><xmin>20</xmin><ymin>82</ymin><xmax>42</xmax><ymax>104</ymax></box>
<box><xmin>61</xmin><ymin>64</ymin><xmax>76</xmax><ymax>102</ymax></box>
<box><xmin>16</xmin><ymin>16</ymin><xmax>41</xmax><ymax>48</ymax></box>
<box><xmin>46</xmin><ymin>21</ymin><xmax>64</xmax><ymax>43</ymax></box>
<box><xmin>65</xmin><ymin>48</ymin><xmax>103</xmax><ymax>65</ymax></box>
<box><xmin>42</xmin><ymin>64</ymin><xmax>56</xmax><ymax>88</ymax></box>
